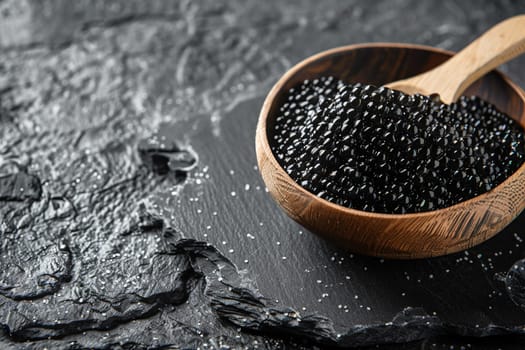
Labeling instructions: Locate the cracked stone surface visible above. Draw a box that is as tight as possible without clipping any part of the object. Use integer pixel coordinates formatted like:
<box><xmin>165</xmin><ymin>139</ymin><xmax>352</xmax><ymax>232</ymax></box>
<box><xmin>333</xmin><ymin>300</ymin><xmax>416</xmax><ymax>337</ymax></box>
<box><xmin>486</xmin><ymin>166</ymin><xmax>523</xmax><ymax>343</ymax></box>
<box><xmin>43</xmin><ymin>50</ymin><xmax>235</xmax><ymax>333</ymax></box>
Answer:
<box><xmin>1</xmin><ymin>0</ymin><xmax>525</xmax><ymax>349</ymax></box>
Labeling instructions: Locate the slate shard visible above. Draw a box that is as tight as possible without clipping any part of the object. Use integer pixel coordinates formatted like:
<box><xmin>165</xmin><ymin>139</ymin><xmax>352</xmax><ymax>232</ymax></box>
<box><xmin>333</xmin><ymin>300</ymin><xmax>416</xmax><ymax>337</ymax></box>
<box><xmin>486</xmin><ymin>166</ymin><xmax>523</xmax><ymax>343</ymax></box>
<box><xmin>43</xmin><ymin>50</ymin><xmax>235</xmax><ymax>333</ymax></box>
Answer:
<box><xmin>0</xmin><ymin>171</ymin><xmax>42</xmax><ymax>202</ymax></box>
<box><xmin>138</xmin><ymin>135</ymin><xmax>198</xmax><ymax>175</ymax></box>
<box><xmin>123</xmin><ymin>202</ymin><xmax>165</xmax><ymax>235</ymax></box>
<box><xmin>172</xmin><ymin>239</ymin><xmax>525</xmax><ymax>348</ymax></box>
<box><xmin>0</xmin><ymin>242</ymin><xmax>72</xmax><ymax>300</ymax></box>
<box><xmin>2</xmin><ymin>239</ymin><xmax>200</xmax><ymax>341</ymax></box>
<box><xmin>505</xmin><ymin>259</ymin><xmax>525</xmax><ymax>310</ymax></box>
<box><xmin>167</xmin><ymin>150</ymin><xmax>198</xmax><ymax>172</ymax></box>
<box><xmin>1</xmin><ymin>235</ymin><xmax>525</xmax><ymax>348</ymax></box>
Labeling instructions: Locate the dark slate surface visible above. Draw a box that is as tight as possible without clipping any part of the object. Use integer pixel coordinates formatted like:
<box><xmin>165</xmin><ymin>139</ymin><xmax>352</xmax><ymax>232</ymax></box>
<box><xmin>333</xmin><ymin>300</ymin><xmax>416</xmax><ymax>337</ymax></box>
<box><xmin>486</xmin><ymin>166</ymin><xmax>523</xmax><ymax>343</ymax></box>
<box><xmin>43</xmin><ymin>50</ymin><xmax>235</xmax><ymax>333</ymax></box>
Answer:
<box><xmin>1</xmin><ymin>0</ymin><xmax>525</xmax><ymax>349</ymax></box>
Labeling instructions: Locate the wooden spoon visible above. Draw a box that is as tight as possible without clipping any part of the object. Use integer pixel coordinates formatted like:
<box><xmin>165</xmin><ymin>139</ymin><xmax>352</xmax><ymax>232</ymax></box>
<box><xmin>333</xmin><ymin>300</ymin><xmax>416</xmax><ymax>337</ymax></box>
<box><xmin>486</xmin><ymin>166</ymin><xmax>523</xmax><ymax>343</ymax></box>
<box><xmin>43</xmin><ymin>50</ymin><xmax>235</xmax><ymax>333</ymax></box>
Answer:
<box><xmin>386</xmin><ymin>15</ymin><xmax>525</xmax><ymax>104</ymax></box>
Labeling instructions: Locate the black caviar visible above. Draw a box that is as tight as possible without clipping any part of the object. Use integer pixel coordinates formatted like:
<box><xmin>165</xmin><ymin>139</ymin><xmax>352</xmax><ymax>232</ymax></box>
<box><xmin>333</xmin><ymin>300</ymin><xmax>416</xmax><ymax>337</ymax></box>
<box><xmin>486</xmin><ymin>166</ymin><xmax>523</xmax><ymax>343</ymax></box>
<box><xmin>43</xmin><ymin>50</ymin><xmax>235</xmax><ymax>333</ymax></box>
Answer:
<box><xmin>271</xmin><ymin>77</ymin><xmax>525</xmax><ymax>214</ymax></box>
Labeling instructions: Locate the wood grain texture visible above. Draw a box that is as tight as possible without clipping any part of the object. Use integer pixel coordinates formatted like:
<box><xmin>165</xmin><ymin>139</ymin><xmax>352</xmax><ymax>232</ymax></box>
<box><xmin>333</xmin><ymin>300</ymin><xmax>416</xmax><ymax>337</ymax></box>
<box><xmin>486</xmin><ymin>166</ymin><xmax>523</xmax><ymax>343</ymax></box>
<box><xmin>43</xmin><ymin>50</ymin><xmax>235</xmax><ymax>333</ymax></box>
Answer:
<box><xmin>387</xmin><ymin>15</ymin><xmax>525</xmax><ymax>104</ymax></box>
<box><xmin>255</xmin><ymin>43</ymin><xmax>525</xmax><ymax>259</ymax></box>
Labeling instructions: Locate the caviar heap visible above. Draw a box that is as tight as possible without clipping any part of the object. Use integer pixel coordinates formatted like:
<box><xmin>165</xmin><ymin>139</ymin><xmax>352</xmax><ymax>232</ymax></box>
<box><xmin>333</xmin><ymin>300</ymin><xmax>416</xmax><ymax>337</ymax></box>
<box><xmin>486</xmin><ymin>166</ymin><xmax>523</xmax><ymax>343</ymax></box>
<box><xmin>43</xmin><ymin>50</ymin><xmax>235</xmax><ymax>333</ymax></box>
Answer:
<box><xmin>271</xmin><ymin>77</ymin><xmax>525</xmax><ymax>214</ymax></box>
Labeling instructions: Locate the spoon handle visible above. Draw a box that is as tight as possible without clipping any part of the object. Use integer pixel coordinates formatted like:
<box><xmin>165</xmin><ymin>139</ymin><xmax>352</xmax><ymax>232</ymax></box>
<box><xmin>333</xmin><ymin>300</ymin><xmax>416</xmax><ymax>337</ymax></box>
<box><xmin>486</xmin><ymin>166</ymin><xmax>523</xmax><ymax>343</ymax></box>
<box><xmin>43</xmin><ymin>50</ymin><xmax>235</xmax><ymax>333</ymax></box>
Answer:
<box><xmin>391</xmin><ymin>15</ymin><xmax>525</xmax><ymax>104</ymax></box>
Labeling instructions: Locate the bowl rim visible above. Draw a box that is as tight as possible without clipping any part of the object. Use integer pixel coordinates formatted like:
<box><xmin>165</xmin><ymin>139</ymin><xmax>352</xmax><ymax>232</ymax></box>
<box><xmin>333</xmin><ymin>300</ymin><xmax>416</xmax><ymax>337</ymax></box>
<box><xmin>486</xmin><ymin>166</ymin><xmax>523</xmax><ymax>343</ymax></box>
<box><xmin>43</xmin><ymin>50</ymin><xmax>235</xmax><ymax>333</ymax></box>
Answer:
<box><xmin>257</xmin><ymin>42</ymin><xmax>525</xmax><ymax>220</ymax></box>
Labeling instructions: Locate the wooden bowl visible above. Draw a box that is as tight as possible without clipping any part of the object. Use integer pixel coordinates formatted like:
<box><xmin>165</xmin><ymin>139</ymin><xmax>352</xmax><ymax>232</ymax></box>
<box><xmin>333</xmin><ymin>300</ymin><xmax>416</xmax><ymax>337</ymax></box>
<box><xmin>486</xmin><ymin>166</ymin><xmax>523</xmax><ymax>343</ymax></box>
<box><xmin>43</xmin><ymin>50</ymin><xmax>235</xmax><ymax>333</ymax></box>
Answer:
<box><xmin>255</xmin><ymin>43</ymin><xmax>525</xmax><ymax>259</ymax></box>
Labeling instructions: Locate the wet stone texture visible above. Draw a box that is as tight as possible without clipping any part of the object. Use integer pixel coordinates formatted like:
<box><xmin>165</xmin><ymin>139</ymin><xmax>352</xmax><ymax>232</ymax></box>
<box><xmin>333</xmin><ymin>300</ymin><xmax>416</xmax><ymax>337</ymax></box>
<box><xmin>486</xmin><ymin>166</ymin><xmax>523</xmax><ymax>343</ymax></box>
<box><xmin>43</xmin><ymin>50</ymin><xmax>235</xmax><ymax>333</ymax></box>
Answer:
<box><xmin>0</xmin><ymin>0</ymin><xmax>525</xmax><ymax>349</ymax></box>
